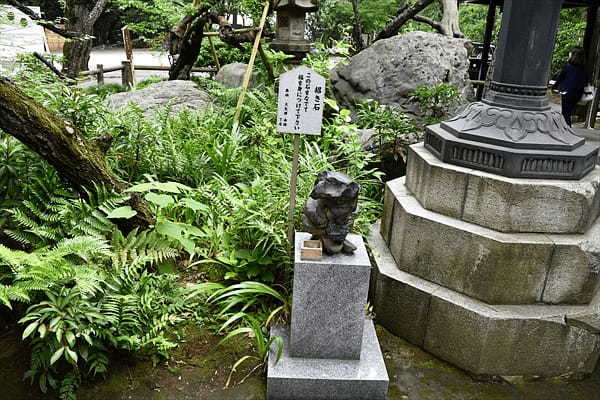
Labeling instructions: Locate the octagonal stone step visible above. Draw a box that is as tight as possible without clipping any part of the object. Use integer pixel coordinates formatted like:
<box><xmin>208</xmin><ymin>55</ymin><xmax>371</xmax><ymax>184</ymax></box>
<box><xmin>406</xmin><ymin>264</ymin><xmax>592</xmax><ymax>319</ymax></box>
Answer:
<box><xmin>405</xmin><ymin>143</ymin><xmax>600</xmax><ymax>234</ymax></box>
<box><xmin>369</xmin><ymin>223</ymin><xmax>600</xmax><ymax>377</ymax></box>
<box><xmin>381</xmin><ymin>178</ymin><xmax>600</xmax><ymax>305</ymax></box>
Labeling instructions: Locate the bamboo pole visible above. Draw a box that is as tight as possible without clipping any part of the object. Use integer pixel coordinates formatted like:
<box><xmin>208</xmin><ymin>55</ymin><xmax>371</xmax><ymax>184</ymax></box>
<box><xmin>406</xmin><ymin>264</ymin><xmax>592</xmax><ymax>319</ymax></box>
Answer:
<box><xmin>121</xmin><ymin>26</ymin><xmax>135</xmax><ymax>86</ymax></box>
<box><xmin>231</xmin><ymin>1</ymin><xmax>271</xmax><ymax>135</ymax></box>
<box><xmin>207</xmin><ymin>35</ymin><xmax>221</xmax><ymax>70</ymax></box>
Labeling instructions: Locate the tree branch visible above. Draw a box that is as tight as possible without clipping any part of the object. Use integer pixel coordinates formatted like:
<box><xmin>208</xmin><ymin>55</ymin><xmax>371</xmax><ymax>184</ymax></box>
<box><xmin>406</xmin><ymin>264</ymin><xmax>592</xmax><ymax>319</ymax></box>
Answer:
<box><xmin>33</xmin><ymin>52</ymin><xmax>69</xmax><ymax>81</ymax></box>
<box><xmin>412</xmin><ymin>15</ymin><xmax>443</xmax><ymax>33</ymax></box>
<box><xmin>88</xmin><ymin>0</ymin><xmax>109</xmax><ymax>26</ymax></box>
<box><xmin>0</xmin><ymin>77</ymin><xmax>153</xmax><ymax>232</ymax></box>
<box><xmin>375</xmin><ymin>0</ymin><xmax>436</xmax><ymax>42</ymax></box>
<box><xmin>6</xmin><ymin>0</ymin><xmax>83</xmax><ymax>39</ymax></box>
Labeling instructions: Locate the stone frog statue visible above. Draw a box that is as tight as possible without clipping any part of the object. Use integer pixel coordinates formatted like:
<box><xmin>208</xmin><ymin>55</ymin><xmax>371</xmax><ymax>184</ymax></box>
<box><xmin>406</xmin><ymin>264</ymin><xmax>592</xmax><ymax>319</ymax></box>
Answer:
<box><xmin>302</xmin><ymin>171</ymin><xmax>360</xmax><ymax>254</ymax></box>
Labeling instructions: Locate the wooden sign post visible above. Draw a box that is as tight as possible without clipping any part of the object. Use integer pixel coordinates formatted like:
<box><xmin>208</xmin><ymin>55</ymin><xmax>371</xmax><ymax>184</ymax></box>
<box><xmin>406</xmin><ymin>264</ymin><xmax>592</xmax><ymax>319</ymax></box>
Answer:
<box><xmin>277</xmin><ymin>66</ymin><xmax>326</xmax><ymax>245</ymax></box>
<box><xmin>121</xmin><ymin>26</ymin><xmax>135</xmax><ymax>87</ymax></box>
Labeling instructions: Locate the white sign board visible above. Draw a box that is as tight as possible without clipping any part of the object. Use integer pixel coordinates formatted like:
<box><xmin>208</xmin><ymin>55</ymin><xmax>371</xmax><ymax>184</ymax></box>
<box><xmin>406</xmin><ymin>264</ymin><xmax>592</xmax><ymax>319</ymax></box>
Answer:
<box><xmin>277</xmin><ymin>66</ymin><xmax>325</xmax><ymax>135</ymax></box>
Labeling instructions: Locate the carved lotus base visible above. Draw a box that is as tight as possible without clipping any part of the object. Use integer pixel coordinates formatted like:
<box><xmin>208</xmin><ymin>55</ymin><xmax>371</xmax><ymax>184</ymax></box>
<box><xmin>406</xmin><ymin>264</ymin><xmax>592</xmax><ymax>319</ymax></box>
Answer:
<box><xmin>426</xmin><ymin>102</ymin><xmax>599</xmax><ymax>180</ymax></box>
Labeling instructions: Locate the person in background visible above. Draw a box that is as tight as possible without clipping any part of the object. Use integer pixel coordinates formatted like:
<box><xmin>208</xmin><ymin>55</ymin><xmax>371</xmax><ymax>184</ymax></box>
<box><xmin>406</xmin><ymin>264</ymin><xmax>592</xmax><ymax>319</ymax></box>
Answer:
<box><xmin>553</xmin><ymin>47</ymin><xmax>587</xmax><ymax>127</ymax></box>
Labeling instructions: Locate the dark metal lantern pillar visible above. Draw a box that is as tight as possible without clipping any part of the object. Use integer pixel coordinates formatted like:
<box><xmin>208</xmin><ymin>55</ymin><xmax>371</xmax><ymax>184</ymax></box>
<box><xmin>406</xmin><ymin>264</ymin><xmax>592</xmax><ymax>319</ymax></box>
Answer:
<box><xmin>425</xmin><ymin>0</ymin><xmax>599</xmax><ymax>180</ymax></box>
<box><xmin>271</xmin><ymin>0</ymin><xmax>319</xmax><ymax>58</ymax></box>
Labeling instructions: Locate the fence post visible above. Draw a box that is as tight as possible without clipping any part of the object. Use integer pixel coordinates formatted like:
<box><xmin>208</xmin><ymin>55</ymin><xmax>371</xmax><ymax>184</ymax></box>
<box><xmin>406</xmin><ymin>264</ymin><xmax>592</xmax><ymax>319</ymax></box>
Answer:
<box><xmin>97</xmin><ymin>64</ymin><xmax>104</xmax><ymax>86</ymax></box>
<box><xmin>121</xmin><ymin>60</ymin><xmax>133</xmax><ymax>89</ymax></box>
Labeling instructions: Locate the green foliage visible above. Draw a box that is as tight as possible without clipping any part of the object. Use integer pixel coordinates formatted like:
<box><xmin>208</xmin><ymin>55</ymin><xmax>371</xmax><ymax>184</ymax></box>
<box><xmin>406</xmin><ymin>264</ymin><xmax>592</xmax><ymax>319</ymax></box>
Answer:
<box><xmin>0</xmin><ymin>48</ymin><xmax>399</xmax><ymax>398</ymax></box>
<box><xmin>1</xmin><ymin>225</ymin><xmax>188</xmax><ymax>398</ymax></box>
<box><xmin>5</xmin><ymin>179</ymin><xmax>129</xmax><ymax>248</ymax></box>
<box><xmin>111</xmin><ymin>0</ymin><xmax>190</xmax><ymax>40</ymax></box>
<box><xmin>310</xmin><ymin>0</ymin><xmax>398</xmax><ymax>46</ymax></box>
<box><xmin>458</xmin><ymin>4</ymin><xmax>500</xmax><ymax>43</ymax></box>
<box><xmin>83</xmin><ymin>83</ymin><xmax>126</xmax><ymax>100</ymax></box>
<box><xmin>191</xmin><ymin>281</ymin><xmax>288</xmax><ymax>386</ymax></box>
<box><xmin>0</xmin><ymin>236</ymin><xmax>108</xmax><ymax>310</ymax></box>
<box><xmin>0</xmin><ymin>133</ymin><xmax>49</xmax><ymax>209</ymax></box>
<box><xmin>197</xmin><ymin>39</ymin><xmax>250</xmax><ymax>67</ymax></box>
<box><xmin>411</xmin><ymin>83</ymin><xmax>460</xmax><ymax>123</ymax></box>
<box><xmin>135</xmin><ymin>75</ymin><xmax>165</xmax><ymax>90</ymax></box>
<box><xmin>552</xmin><ymin>9</ymin><xmax>586</xmax><ymax>76</ymax></box>
<box><xmin>302</xmin><ymin>40</ymin><xmax>351</xmax><ymax>80</ymax></box>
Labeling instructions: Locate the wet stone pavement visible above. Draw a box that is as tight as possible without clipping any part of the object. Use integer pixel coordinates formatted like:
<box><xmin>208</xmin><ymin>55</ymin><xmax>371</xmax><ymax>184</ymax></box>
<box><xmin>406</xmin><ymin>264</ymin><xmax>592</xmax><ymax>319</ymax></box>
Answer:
<box><xmin>4</xmin><ymin>324</ymin><xmax>600</xmax><ymax>400</ymax></box>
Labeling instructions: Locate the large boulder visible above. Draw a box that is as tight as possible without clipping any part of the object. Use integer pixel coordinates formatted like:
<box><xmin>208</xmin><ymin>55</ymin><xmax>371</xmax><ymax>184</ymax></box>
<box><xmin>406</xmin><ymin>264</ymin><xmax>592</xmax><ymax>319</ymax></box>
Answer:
<box><xmin>331</xmin><ymin>31</ymin><xmax>472</xmax><ymax>117</ymax></box>
<box><xmin>105</xmin><ymin>80</ymin><xmax>212</xmax><ymax>117</ymax></box>
<box><xmin>215</xmin><ymin>63</ymin><xmax>257</xmax><ymax>88</ymax></box>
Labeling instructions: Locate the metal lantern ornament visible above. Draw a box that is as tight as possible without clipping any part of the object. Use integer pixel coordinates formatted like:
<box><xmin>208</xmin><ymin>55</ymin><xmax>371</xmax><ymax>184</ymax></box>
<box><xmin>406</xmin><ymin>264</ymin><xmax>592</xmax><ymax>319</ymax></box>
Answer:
<box><xmin>271</xmin><ymin>0</ymin><xmax>319</xmax><ymax>57</ymax></box>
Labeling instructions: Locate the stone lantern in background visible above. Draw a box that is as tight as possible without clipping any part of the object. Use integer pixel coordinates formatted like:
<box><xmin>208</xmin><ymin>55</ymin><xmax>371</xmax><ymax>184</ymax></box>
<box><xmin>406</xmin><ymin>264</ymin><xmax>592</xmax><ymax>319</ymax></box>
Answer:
<box><xmin>271</xmin><ymin>0</ymin><xmax>319</xmax><ymax>58</ymax></box>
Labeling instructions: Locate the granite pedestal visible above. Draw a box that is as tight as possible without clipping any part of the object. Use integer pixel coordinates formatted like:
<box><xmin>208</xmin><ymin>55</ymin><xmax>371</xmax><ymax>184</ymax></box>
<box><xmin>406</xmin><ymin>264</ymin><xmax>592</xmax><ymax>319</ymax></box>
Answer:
<box><xmin>267</xmin><ymin>233</ymin><xmax>389</xmax><ymax>399</ymax></box>
<box><xmin>369</xmin><ymin>144</ymin><xmax>600</xmax><ymax>377</ymax></box>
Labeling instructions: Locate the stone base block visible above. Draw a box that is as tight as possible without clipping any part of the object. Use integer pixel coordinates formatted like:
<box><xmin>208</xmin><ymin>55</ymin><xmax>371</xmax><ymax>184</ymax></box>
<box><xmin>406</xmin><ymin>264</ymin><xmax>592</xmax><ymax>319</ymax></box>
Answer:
<box><xmin>291</xmin><ymin>233</ymin><xmax>371</xmax><ymax>360</ymax></box>
<box><xmin>267</xmin><ymin>320</ymin><xmax>389</xmax><ymax>400</ymax></box>
<box><xmin>369</xmin><ymin>223</ymin><xmax>600</xmax><ymax>377</ymax></box>
<box><xmin>381</xmin><ymin>177</ymin><xmax>600</xmax><ymax>305</ymax></box>
<box><xmin>405</xmin><ymin>142</ymin><xmax>600</xmax><ymax>234</ymax></box>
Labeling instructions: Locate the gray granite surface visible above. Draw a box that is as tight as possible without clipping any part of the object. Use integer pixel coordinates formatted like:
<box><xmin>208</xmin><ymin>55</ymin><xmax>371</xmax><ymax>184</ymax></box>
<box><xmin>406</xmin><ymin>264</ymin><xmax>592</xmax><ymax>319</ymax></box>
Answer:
<box><xmin>267</xmin><ymin>320</ymin><xmax>389</xmax><ymax>400</ymax></box>
<box><xmin>383</xmin><ymin>178</ymin><xmax>600</xmax><ymax>305</ymax></box>
<box><xmin>368</xmin><ymin>223</ymin><xmax>600</xmax><ymax>377</ymax></box>
<box><xmin>290</xmin><ymin>232</ymin><xmax>371</xmax><ymax>359</ymax></box>
<box><xmin>405</xmin><ymin>143</ymin><xmax>600</xmax><ymax>234</ymax></box>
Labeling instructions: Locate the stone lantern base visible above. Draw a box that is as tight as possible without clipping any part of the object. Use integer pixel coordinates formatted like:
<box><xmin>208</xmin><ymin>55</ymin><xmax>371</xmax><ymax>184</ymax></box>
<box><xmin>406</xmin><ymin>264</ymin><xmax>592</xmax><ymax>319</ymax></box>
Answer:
<box><xmin>368</xmin><ymin>143</ymin><xmax>600</xmax><ymax>377</ymax></box>
<box><xmin>426</xmin><ymin>102</ymin><xmax>599</xmax><ymax>180</ymax></box>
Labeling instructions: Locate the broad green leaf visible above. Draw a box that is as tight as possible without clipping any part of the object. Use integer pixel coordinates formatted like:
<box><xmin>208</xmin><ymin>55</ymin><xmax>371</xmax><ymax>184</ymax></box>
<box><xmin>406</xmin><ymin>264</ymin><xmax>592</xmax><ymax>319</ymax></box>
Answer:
<box><xmin>156</xmin><ymin>221</ymin><xmax>183</xmax><ymax>238</ymax></box>
<box><xmin>106</xmin><ymin>206</ymin><xmax>137</xmax><ymax>219</ymax></box>
<box><xmin>65</xmin><ymin>348</ymin><xmax>78</xmax><ymax>364</ymax></box>
<box><xmin>22</xmin><ymin>322</ymin><xmax>39</xmax><ymax>340</ymax></box>
<box><xmin>180</xmin><ymin>198</ymin><xmax>208</xmax><ymax>212</ymax></box>
<box><xmin>145</xmin><ymin>192</ymin><xmax>174</xmax><ymax>208</ymax></box>
<box><xmin>126</xmin><ymin>181</ymin><xmax>191</xmax><ymax>194</ymax></box>
<box><xmin>179</xmin><ymin>237</ymin><xmax>196</xmax><ymax>254</ymax></box>
<box><xmin>50</xmin><ymin>347</ymin><xmax>65</xmax><ymax>365</ymax></box>
<box><xmin>271</xmin><ymin>335</ymin><xmax>284</xmax><ymax>363</ymax></box>
<box><xmin>37</xmin><ymin>323</ymin><xmax>47</xmax><ymax>338</ymax></box>
<box><xmin>66</xmin><ymin>331</ymin><xmax>76</xmax><ymax>347</ymax></box>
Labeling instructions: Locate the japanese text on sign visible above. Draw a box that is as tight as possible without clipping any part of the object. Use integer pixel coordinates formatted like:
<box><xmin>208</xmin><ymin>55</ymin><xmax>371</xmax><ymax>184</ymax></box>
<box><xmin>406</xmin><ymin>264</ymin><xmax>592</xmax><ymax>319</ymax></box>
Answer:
<box><xmin>277</xmin><ymin>66</ymin><xmax>325</xmax><ymax>135</ymax></box>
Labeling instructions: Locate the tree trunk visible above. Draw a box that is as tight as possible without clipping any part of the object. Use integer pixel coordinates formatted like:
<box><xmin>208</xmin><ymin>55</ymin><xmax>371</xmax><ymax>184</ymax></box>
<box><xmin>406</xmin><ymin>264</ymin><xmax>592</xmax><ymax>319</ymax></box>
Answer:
<box><xmin>169</xmin><ymin>18</ymin><xmax>207</xmax><ymax>80</ymax></box>
<box><xmin>351</xmin><ymin>0</ymin><xmax>365</xmax><ymax>54</ymax></box>
<box><xmin>63</xmin><ymin>0</ymin><xmax>109</xmax><ymax>77</ymax></box>
<box><xmin>169</xmin><ymin>9</ymin><xmax>214</xmax><ymax>81</ymax></box>
<box><xmin>375</xmin><ymin>0</ymin><xmax>436</xmax><ymax>42</ymax></box>
<box><xmin>0</xmin><ymin>77</ymin><xmax>152</xmax><ymax>232</ymax></box>
<box><xmin>439</xmin><ymin>0</ymin><xmax>464</xmax><ymax>38</ymax></box>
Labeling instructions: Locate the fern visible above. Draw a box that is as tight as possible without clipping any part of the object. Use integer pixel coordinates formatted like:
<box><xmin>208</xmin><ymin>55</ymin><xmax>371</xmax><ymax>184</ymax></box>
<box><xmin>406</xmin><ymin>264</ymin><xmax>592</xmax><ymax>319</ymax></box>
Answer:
<box><xmin>110</xmin><ymin>228</ymin><xmax>179</xmax><ymax>270</ymax></box>
<box><xmin>5</xmin><ymin>180</ymin><xmax>129</xmax><ymax>248</ymax></box>
<box><xmin>0</xmin><ymin>236</ymin><xmax>108</xmax><ymax>309</ymax></box>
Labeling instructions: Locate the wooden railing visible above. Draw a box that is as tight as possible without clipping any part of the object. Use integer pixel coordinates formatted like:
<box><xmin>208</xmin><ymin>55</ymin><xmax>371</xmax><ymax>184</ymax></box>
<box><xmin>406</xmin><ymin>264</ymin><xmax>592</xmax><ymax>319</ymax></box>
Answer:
<box><xmin>81</xmin><ymin>61</ymin><xmax>218</xmax><ymax>87</ymax></box>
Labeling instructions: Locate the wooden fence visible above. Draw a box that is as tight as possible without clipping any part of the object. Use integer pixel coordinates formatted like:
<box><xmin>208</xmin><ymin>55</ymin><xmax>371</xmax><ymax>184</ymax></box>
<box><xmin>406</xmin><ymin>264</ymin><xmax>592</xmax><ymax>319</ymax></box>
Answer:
<box><xmin>81</xmin><ymin>61</ymin><xmax>218</xmax><ymax>87</ymax></box>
